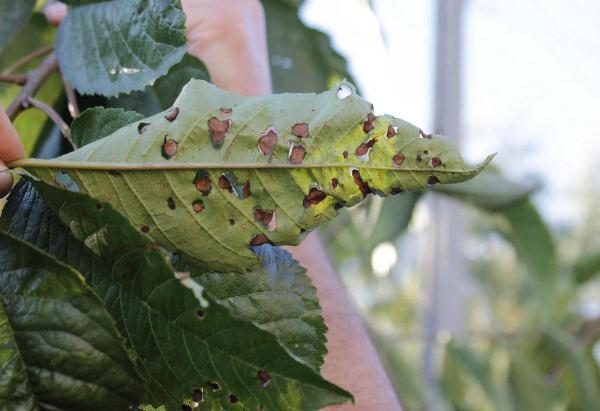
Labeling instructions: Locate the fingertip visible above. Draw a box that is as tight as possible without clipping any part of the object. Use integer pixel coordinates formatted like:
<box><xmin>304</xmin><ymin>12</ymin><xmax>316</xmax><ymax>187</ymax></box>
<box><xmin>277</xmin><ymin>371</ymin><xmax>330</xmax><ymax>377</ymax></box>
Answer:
<box><xmin>0</xmin><ymin>162</ymin><xmax>13</xmax><ymax>199</ymax></box>
<box><xmin>0</xmin><ymin>108</ymin><xmax>25</xmax><ymax>162</ymax></box>
<box><xmin>44</xmin><ymin>2</ymin><xmax>68</xmax><ymax>26</ymax></box>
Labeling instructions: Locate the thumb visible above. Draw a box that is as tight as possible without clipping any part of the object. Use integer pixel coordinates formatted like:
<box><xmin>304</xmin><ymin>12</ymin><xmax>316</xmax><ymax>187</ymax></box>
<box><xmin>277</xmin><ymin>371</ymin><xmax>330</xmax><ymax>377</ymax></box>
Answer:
<box><xmin>0</xmin><ymin>160</ymin><xmax>13</xmax><ymax>198</ymax></box>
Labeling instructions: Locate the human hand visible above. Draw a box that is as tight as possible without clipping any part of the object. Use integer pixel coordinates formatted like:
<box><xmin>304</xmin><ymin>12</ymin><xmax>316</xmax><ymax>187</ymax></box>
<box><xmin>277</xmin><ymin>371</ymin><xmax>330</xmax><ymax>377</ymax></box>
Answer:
<box><xmin>45</xmin><ymin>0</ymin><xmax>272</xmax><ymax>96</ymax></box>
<box><xmin>0</xmin><ymin>105</ymin><xmax>25</xmax><ymax>197</ymax></box>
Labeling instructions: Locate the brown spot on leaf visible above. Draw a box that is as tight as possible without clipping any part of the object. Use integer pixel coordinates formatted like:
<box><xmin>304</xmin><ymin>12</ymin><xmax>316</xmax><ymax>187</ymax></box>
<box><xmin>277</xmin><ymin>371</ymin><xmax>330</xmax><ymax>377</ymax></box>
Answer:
<box><xmin>363</xmin><ymin>112</ymin><xmax>377</xmax><ymax>133</ymax></box>
<box><xmin>257</xmin><ymin>369</ymin><xmax>271</xmax><ymax>388</ymax></box>
<box><xmin>289</xmin><ymin>144</ymin><xmax>306</xmax><ymax>164</ymax></box>
<box><xmin>207</xmin><ymin>381</ymin><xmax>220</xmax><ymax>391</ymax></box>
<box><xmin>218</xmin><ymin>175</ymin><xmax>233</xmax><ymax>192</ymax></box>
<box><xmin>419</xmin><ymin>129</ymin><xmax>432</xmax><ymax>139</ymax></box>
<box><xmin>196</xmin><ymin>309</ymin><xmax>205</xmax><ymax>320</ymax></box>
<box><xmin>291</xmin><ymin>123</ymin><xmax>310</xmax><ymax>138</ymax></box>
<box><xmin>416</xmin><ymin>153</ymin><xmax>422</xmax><ymax>162</ymax></box>
<box><xmin>343</xmin><ymin>150</ymin><xmax>348</xmax><ymax>159</ymax></box>
<box><xmin>387</xmin><ymin>125</ymin><xmax>398</xmax><ymax>138</ymax></box>
<box><xmin>391</xmin><ymin>187</ymin><xmax>404</xmax><ymax>195</ymax></box>
<box><xmin>207</xmin><ymin>117</ymin><xmax>230</xmax><ymax>148</ymax></box>
<box><xmin>250</xmin><ymin>234</ymin><xmax>272</xmax><ymax>246</ymax></box>
<box><xmin>161</xmin><ymin>136</ymin><xmax>178</xmax><ymax>159</ymax></box>
<box><xmin>429</xmin><ymin>157</ymin><xmax>442</xmax><ymax>167</ymax></box>
<box><xmin>258</xmin><ymin>128</ymin><xmax>278</xmax><ymax>155</ymax></box>
<box><xmin>334</xmin><ymin>202</ymin><xmax>344</xmax><ymax>210</ymax></box>
<box><xmin>352</xmin><ymin>169</ymin><xmax>372</xmax><ymax>197</ymax></box>
<box><xmin>331</xmin><ymin>178</ymin><xmax>339</xmax><ymax>189</ymax></box>
<box><xmin>194</xmin><ymin>172</ymin><xmax>212</xmax><ymax>196</ymax></box>
<box><xmin>427</xmin><ymin>176</ymin><xmax>440</xmax><ymax>187</ymax></box>
<box><xmin>303</xmin><ymin>188</ymin><xmax>327</xmax><ymax>208</ymax></box>
<box><xmin>229</xmin><ymin>394</ymin><xmax>238</xmax><ymax>404</ymax></box>
<box><xmin>355</xmin><ymin>138</ymin><xmax>377</xmax><ymax>157</ymax></box>
<box><xmin>254</xmin><ymin>208</ymin><xmax>274</xmax><ymax>226</ymax></box>
<box><xmin>393</xmin><ymin>153</ymin><xmax>405</xmax><ymax>167</ymax></box>
<box><xmin>167</xmin><ymin>197</ymin><xmax>176</xmax><ymax>210</ymax></box>
<box><xmin>229</xmin><ymin>218</ymin><xmax>235</xmax><ymax>226</ymax></box>
<box><xmin>164</xmin><ymin>107</ymin><xmax>179</xmax><ymax>122</ymax></box>
<box><xmin>242</xmin><ymin>181</ymin><xmax>251</xmax><ymax>198</ymax></box>
<box><xmin>141</xmin><ymin>225</ymin><xmax>150</xmax><ymax>233</ymax></box>
<box><xmin>192</xmin><ymin>388</ymin><xmax>203</xmax><ymax>402</ymax></box>
<box><xmin>192</xmin><ymin>200</ymin><xmax>205</xmax><ymax>213</ymax></box>
<box><xmin>137</xmin><ymin>122</ymin><xmax>150</xmax><ymax>134</ymax></box>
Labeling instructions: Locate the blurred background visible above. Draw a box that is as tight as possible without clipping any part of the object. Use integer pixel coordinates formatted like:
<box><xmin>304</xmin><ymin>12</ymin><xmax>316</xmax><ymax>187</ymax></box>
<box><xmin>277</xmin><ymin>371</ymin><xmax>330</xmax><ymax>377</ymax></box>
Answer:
<box><xmin>2</xmin><ymin>0</ymin><xmax>599</xmax><ymax>409</ymax></box>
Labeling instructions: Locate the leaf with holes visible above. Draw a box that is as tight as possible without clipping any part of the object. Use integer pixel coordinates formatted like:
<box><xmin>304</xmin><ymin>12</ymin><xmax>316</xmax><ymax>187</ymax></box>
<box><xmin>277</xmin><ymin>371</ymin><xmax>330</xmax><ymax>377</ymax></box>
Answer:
<box><xmin>12</xmin><ymin>80</ymin><xmax>493</xmax><ymax>272</ymax></box>
<box><xmin>0</xmin><ymin>231</ymin><xmax>143</xmax><ymax>409</ymax></box>
<box><xmin>56</xmin><ymin>0</ymin><xmax>187</xmax><ymax>96</ymax></box>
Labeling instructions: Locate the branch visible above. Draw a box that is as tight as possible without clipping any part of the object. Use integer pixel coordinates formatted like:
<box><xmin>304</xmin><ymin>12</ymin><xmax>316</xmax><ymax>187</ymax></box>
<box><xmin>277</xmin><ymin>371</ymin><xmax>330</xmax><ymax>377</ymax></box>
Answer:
<box><xmin>6</xmin><ymin>53</ymin><xmax>59</xmax><ymax>121</ymax></box>
<box><xmin>4</xmin><ymin>45</ymin><xmax>54</xmax><ymax>74</ymax></box>
<box><xmin>25</xmin><ymin>97</ymin><xmax>75</xmax><ymax>149</ymax></box>
<box><xmin>63</xmin><ymin>80</ymin><xmax>80</xmax><ymax>118</ymax></box>
<box><xmin>0</xmin><ymin>74</ymin><xmax>27</xmax><ymax>85</ymax></box>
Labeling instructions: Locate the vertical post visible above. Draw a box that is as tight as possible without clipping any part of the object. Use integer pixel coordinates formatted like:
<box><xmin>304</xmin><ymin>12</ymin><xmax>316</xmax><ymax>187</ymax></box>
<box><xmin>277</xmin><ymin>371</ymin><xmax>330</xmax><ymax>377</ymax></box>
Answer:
<box><xmin>422</xmin><ymin>0</ymin><xmax>467</xmax><ymax>409</ymax></box>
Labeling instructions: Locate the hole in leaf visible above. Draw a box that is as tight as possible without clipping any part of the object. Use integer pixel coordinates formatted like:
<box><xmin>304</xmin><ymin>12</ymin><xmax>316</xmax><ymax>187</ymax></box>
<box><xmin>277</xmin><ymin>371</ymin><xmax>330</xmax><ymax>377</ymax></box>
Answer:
<box><xmin>137</xmin><ymin>122</ymin><xmax>150</xmax><ymax>134</ymax></box>
<box><xmin>419</xmin><ymin>129</ymin><xmax>432</xmax><ymax>139</ymax></box>
<box><xmin>192</xmin><ymin>388</ymin><xmax>203</xmax><ymax>402</ymax></box>
<box><xmin>207</xmin><ymin>381</ymin><xmax>220</xmax><ymax>391</ymax></box>
<box><xmin>161</xmin><ymin>136</ymin><xmax>178</xmax><ymax>159</ymax></box>
<box><xmin>164</xmin><ymin>107</ymin><xmax>179</xmax><ymax>122</ymax></box>
<box><xmin>336</xmin><ymin>83</ymin><xmax>353</xmax><ymax>99</ymax></box>
<box><xmin>220</xmin><ymin>107</ymin><xmax>233</xmax><ymax>117</ymax></box>
<box><xmin>387</xmin><ymin>125</ymin><xmax>398</xmax><ymax>138</ymax></box>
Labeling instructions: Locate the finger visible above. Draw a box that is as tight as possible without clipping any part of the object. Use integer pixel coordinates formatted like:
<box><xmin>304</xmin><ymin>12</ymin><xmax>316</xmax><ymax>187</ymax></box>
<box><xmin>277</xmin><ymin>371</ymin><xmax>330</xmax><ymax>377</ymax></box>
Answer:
<box><xmin>0</xmin><ymin>160</ymin><xmax>13</xmax><ymax>198</ymax></box>
<box><xmin>44</xmin><ymin>1</ymin><xmax>68</xmax><ymax>26</ymax></box>
<box><xmin>0</xmin><ymin>105</ymin><xmax>24</xmax><ymax>162</ymax></box>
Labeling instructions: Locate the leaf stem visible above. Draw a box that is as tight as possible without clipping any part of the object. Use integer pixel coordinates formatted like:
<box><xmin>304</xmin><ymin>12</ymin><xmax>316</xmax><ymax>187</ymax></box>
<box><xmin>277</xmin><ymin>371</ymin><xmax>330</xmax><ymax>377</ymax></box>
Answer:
<box><xmin>0</xmin><ymin>74</ymin><xmax>27</xmax><ymax>85</ymax></box>
<box><xmin>6</xmin><ymin>53</ymin><xmax>59</xmax><ymax>121</ymax></box>
<box><xmin>63</xmin><ymin>80</ymin><xmax>80</xmax><ymax>118</ymax></box>
<box><xmin>4</xmin><ymin>45</ymin><xmax>54</xmax><ymax>74</ymax></box>
<box><xmin>24</xmin><ymin>97</ymin><xmax>75</xmax><ymax>149</ymax></box>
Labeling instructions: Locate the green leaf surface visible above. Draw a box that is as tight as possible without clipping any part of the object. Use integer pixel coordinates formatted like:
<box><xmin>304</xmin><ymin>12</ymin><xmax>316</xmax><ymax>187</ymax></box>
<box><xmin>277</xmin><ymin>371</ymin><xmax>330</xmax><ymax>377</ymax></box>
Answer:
<box><xmin>72</xmin><ymin>107</ymin><xmax>144</xmax><ymax>147</ymax></box>
<box><xmin>0</xmin><ymin>231</ymin><xmax>143</xmax><ymax>409</ymax></box>
<box><xmin>17</xmin><ymin>80</ymin><xmax>492</xmax><ymax>272</ymax></box>
<box><xmin>1</xmin><ymin>180</ymin><xmax>351</xmax><ymax>410</ymax></box>
<box><xmin>0</xmin><ymin>0</ymin><xmax>35</xmax><ymax>52</ymax></box>
<box><xmin>572</xmin><ymin>252</ymin><xmax>600</xmax><ymax>284</ymax></box>
<box><xmin>56</xmin><ymin>0</ymin><xmax>187</xmax><ymax>96</ymax></box>
<box><xmin>153</xmin><ymin>54</ymin><xmax>210</xmax><ymax>110</ymax></box>
<box><xmin>508</xmin><ymin>352</ymin><xmax>558</xmax><ymax>411</ymax></box>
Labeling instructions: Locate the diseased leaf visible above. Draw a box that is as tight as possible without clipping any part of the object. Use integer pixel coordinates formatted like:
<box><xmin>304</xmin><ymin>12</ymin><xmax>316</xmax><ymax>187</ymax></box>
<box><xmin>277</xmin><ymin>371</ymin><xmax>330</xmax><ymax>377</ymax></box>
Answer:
<box><xmin>1</xmin><ymin>180</ymin><xmax>352</xmax><ymax>410</ymax></box>
<box><xmin>56</xmin><ymin>0</ymin><xmax>187</xmax><ymax>96</ymax></box>
<box><xmin>0</xmin><ymin>230</ymin><xmax>143</xmax><ymax>409</ymax></box>
<box><xmin>72</xmin><ymin>107</ymin><xmax>144</xmax><ymax>147</ymax></box>
<box><xmin>0</xmin><ymin>0</ymin><xmax>35</xmax><ymax>53</ymax></box>
<box><xmin>15</xmin><ymin>80</ymin><xmax>492</xmax><ymax>272</ymax></box>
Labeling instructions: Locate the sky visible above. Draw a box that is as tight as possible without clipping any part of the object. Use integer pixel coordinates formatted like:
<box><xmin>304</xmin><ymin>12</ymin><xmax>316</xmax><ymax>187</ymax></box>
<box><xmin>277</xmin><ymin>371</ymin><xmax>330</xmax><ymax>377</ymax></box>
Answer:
<box><xmin>301</xmin><ymin>0</ymin><xmax>600</xmax><ymax>227</ymax></box>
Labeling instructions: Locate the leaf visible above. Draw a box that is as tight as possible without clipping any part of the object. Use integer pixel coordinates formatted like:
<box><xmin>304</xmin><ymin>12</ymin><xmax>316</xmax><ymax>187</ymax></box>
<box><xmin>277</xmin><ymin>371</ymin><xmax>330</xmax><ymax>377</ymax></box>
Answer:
<box><xmin>572</xmin><ymin>252</ymin><xmax>600</xmax><ymax>284</ymax></box>
<box><xmin>0</xmin><ymin>0</ymin><xmax>35</xmax><ymax>52</ymax></box>
<box><xmin>1</xmin><ymin>180</ymin><xmax>352</xmax><ymax>409</ymax></box>
<box><xmin>263</xmin><ymin>0</ymin><xmax>355</xmax><ymax>93</ymax></box>
<box><xmin>508</xmin><ymin>352</ymin><xmax>559</xmax><ymax>411</ymax></box>
<box><xmin>436</xmin><ymin>167</ymin><xmax>538</xmax><ymax>211</ymax></box>
<box><xmin>153</xmin><ymin>54</ymin><xmax>210</xmax><ymax>110</ymax></box>
<box><xmin>56</xmin><ymin>0</ymin><xmax>187</xmax><ymax>96</ymax></box>
<box><xmin>0</xmin><ymin>230</ymin><xmax>143</xmax><ymax>409</ymax></box>
<box><xmin>15</xmin><ymin>80</ymin><xmax>492</xmax><ymax>272</ymax></box>
<box><xmin>72</xmin><ymin>107</ymin><xmax>144</xmax><ymax>147</ymax></box>
<box><xmin>192</xmin><ymin>244</ymin><xmax>327</xmax><ymax>371</ymax></box>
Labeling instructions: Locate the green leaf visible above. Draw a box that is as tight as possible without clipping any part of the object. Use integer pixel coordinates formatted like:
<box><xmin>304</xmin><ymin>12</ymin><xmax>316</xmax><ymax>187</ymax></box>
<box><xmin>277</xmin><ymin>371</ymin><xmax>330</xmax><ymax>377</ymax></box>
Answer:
<box><xmin>153</xmin><ymin>54</ymin><xmax>210</xmax><ymax>110</ymax></box>
<box><xmin>56</xmin><ymin>0</ymin><xmax>187</xmax><ymax>96</ymax></box>
<box><xmin>508</xmin><ymin>352</ymin><xmax>558</xmax><ymax>411</ymax></box>
<box><xmin>572</xmin><ymin>252</ymin><xmax>600</xmax><ymax>284</ymax></box>
<box><xmin>72</xmin><ymin>107</ymin><xmax>144</xmax><ymax>147</ymax></box>
<box><xmin>192</xmin><ymin>245</ymin><xmax>327</xmax><ymax>371</ymax></box>
<box><xmin>262</xmin><ymin>0</ymin><xmax>356</xmax><ymax>93</ymax></box>
<box><xmin>436</xmin><ymin>167</ymin><xmax>538</xmax><ymax>211</ymax></box>
<box><xmin>0</xmin><ymin>231</ymin><xmax>143</xmax><ymax>409</ymax></box>
<box><xmin>1</xmin><ymin>180</ymin><xmax>352</xmax><ymax>409</ymax></box>
<box><xmin>17</xmin><ymin>80</ymin><xmax>492</xmax><ymax>272</ymax></box>
<box><xmin>0</xmin><ymin>0</ymin><xmax>35</xmax><ymax>52</ymax></box>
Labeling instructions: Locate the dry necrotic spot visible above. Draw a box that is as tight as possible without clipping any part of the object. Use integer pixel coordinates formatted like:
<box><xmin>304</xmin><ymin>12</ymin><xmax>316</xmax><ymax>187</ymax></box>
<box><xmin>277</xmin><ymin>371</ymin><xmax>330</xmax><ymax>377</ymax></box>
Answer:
<box><xmin>254</xmin><ymin>208</ymin><xmax>275</xmax><ymax>228</ymax></box>
<box><xmin>331</xmin><ymin>178</ymin><xmax>339</xmax><ymax>189</ymax></box>
<box><xmin>250</xmin><ymin>234</ymin><xmax>272</xmax><ymax>246</ymax></box>
<box><xmin>181</xmin><ymin>405</ymin><xmax>192</xmax><ymax>411</ymax></box>
<box><xmin>288</xmin><ymin>143</ymin><xmax>306</xmax><ymax>164</ymax></box>
<box><xmin>429</xmin><ymin>157</ymin><xmax>442</xmax><ymax>167</ymax></box>
<box><xmin>137</xmin><ymin>122</ymin><xmax>150</xmax><ymax>134</ymax></box>
<box><xmin>343</xmin><ymin>150</ymin><xmax>348</xmax><ymax>159</ymax></box>
<box><xmin>194</xmin><ymin>171</ymin><xmax>212</xmax><ymax>196</ymax></box>
<box><xmin>352</xmin><ymin>169</ymin><xmax>372</xmax><ymax>197</ymax></box>
<box><xmin>419</xmin><ymin>129</ymin><xmax>432</xmax><ymax>139</ymax></box>
<box><xmin>427</xmin><ymin>176</ymin><xmax>440</xmax><ymax>187</ymax></box>
<box><xmin>229</xmin><ymin>218</ymin><xmax>235</xmax><ymax>226</ymax></box>
<box><xmin>141</xmin><ymin>225</ymin><xmax>150</xmax><ymax>233</ymax></box>
<box><xmin>207</xmin><ymin>381</ymin><xmax>220</xmax><ymax>391</ymax></box>
<box><xmin>291</xmin><ymin>123</ymin><xmax>310</xmax><ymax>138</ymax></box>
<box><xmin>303</xmin><ymin>188</ymin><xmax>327</xmax><ymax>208</ymax></box>
<box><xmin>196</xmin><ymin>309</ymin><xmax>205</xmax><ymax>320</ymax></box>
<box><xmin>363</xmin><ymin>112</ymin><xmax>377</xmax><ymax>133</ymax></box>
<box><xmin>229</xmin><ymin>394</ymin><xmax>238</xmax><ymax>404</ymax></box>
<box><xmin>391</xmin><ymin>187</ymin><xmax>404</xmax><ymax>195</ymax></box>
<box><xmin>164</xmin><ymin>106</ymin><xmax>179</xmax><ymax>122</ymax></box>
<box><xmin>218</xmin><ymin>175</ymin><xmax>233</xmax><ymax>192</ymax></box>
<box><xmin>207</xmin><ymin>116</ymin><xmax>230</xmax><ymax>148</ymax></box>
<box><xmin>257</xmin><ymin>369</ymin><xmax>271</xmax><ymax>388</ymax></box>
<box><xmin>355</xmin><ymin>138</ymin><xmax>377</xmax><ymax>159</ymax></box>
<box><xmin>334</xmin><ymin>202</ymin><xmax>344</xmax><ymax>210</ymax></box>
<box><xmin>192</xmin><ymin>200</ymin><xmax>205</xmax><ymax>213</ymax></box>
<box><xmin>167</xmin><ymin>197</ymin><xmax>176</xmax><ymax>210</ymax></box>
<box><xmin>387</xmin><ymin>125</ymin><xmax>399</xmax><ymax>138</ymax></box>
<box><xmin>258</xmin><ymin>127</ymin><xmax>278</xmax><ymax>155</ymax></box>
<box><xmin>242</xmin><ymin>181</ymin><xmax>251</xmax><ymax>199</ymax></box>
<box><xmin>416</xmin><ymin>153</ymin><xmax>422</xmax><ymax>162</ymax></box>
<box><xmin>161</xmin><ymin>136</ymin><xmax>178</xmax><ymax>159</ymax></box>
<box><xmin>336</xmin><ymin>83</ymin><xmax>353</xmax><ymax>99</ymax></box>
<box><xmin>192</xmin><ymin>388</ymin><xmax>203</xmax><ymax>402</ymax></box>
<box><xmin>393</xmin><ymin>153</ymin><xmax>405</xmax><ymax>167</ymax></box>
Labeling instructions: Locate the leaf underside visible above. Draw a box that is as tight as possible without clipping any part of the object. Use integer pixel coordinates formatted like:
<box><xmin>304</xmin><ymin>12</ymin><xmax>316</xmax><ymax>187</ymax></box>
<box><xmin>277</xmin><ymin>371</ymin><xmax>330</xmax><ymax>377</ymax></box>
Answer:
<box><xmin>20</xmin><ymin>80</ymin><xmax>492</xmax><ymax>272</ymax></box>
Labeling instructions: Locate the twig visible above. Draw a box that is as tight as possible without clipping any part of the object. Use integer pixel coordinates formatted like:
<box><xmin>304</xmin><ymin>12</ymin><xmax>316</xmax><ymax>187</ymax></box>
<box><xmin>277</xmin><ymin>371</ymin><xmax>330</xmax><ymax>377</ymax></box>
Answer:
<box><xmin>63</xmin><ymin>79</ymin><xmax>80</xmax><ymax>118</ymax></box>
<box><xmin>0</xmin><ymin>74</ymin><xmax>27</xmax><ymax>85</ymax></box>
<box><xmin>25</xmin><ymin>97</ymin><xmax>75</xmax><ymax>149</ymax></box>
<box><xmin>6</xmin><ymin>53</ymin><xmax>59</xmax><ymax>121</ymax></box>
<box><xmin>4</xmin><ymin>45</ymin><xmax>54</xmax><ymax>74</ymax></box>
